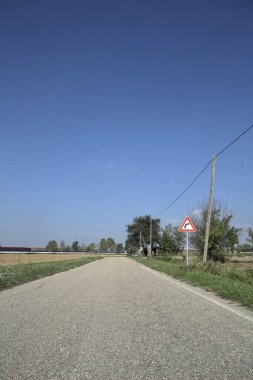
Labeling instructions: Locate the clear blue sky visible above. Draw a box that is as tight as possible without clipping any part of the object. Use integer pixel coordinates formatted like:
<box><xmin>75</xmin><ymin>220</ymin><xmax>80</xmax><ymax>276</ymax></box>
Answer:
<box><xmin>1</xmin><ymin>0</ymin><xmax>252</xmax><ymax>247</ymax></box>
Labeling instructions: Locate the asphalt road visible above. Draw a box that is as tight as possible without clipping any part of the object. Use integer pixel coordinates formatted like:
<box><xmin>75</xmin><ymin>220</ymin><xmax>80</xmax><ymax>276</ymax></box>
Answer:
<box><xmin>0</xmin><ymin>257</ymin><xmax>253</xmax><ymax>380</ymax></box>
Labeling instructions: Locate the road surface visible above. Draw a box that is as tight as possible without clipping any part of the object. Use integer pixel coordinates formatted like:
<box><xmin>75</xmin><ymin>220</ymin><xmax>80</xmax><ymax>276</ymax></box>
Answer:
<box><xmin>0</xmin><ymin>257</ymin><xmax>253</xmax><ymax>379</ymax></box>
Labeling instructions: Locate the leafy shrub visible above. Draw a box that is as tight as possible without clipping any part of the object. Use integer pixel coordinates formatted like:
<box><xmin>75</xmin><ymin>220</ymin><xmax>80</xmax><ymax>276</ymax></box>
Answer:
<box><xmin>190</xmin><ymin>260</ymin><xmax>224</xmax><ymax>275</ymax></box>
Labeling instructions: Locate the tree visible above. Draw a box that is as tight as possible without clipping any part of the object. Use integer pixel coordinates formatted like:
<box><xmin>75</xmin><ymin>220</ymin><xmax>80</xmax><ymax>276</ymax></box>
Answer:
<box><xmin>160</xmin><ymin>224</ymin><xmax>185</xmax><ymax>254</ymax></box>
<box><xmin>45</xmin><ymin>240</ymin><xmax>58</xmax><ymax>252</ymax></box>
<box><xmin>239</xmin><ymin>243</ymin><xmax>253</xmax><ymax>252</ymax></box>
<box><xmin>72</xmin><ymin>241</ymin><xmax>80</xmax><ymax>251</ymax></box>
<box><xmin>106</xmin><ymin>238</ymin><xmax>116</xmax><ymax>250</ymax></box>
<box><xmin>86</xmin><ymin>242</ymin><xmax>96</xmax><ymax>251</ymax></box>
<box><xmin>125</xmin><ymin>215</ymin><xmax>161</xmax><ymax>254</ymax></box>
<box><xmin>247</xmin><ymin>227</ymin><xmax>253</xmax><ymax>247</ymax></box>
<box><xmin>116</xmin><ymin>243</ymin><xmax>124</xmax><ymax>253</ymax></box>
<box><xmin>99</xmin><ymin>238</ymin><xmax>107</xmax><ymax>251</ymax></box>
<box><xmin>190</xmin><ymin>201</ymin><xmax>241</xmax><ymax>262</ymax></box>
<box><xmin>160</xmin><ymin>230</ymin><xmax>172</xmax><ymax>254</ymax></box>
<box><xmin>160</xmin><ymin>224</ymin><xmax>185</xmax><ymax>253</ymax></box>
<box><xmin>99</xmin><ymin>238</ymin><xmax>116</xmax><ymax>251</ymax></box>
<box><xmin>59</xmin><ymin>240</ymin><xmax>66</xmax><ymax>251</ymax></box>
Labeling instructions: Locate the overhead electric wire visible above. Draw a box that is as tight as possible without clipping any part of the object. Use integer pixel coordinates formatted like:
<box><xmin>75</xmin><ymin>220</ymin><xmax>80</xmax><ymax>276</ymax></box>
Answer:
<box><xmin>155</xmin><ymin>159</ymin><xmax>212</xmax><ymax>217</ymax></box>
<box><xmin>155</xmin><ymin>124</ymin><xmax>253</xmax><ymax>217</ymax></box>
<box><xmin>215</xmin><ymin>124</ymin><xmax>253</xmax><ymax>158</ymax></box>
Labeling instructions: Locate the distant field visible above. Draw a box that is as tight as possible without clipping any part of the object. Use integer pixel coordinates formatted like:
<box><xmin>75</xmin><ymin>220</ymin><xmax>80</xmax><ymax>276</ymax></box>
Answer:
<box><xmin>0</xmin><ymin>253</ymin><xmax>97</xmax><ymax>266</ymax></box>
<box><xmin>0</xmin><ymin>255</ymin><xmax>103</xmax><ymax>290</ymax></box>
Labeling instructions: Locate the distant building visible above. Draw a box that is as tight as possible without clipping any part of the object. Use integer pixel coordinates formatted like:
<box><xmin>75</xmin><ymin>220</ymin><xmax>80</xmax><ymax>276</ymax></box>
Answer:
<box><xmin>0</xmin><ymin>246</ymin><xmax>31</xmax><ymax>252</ymax></box>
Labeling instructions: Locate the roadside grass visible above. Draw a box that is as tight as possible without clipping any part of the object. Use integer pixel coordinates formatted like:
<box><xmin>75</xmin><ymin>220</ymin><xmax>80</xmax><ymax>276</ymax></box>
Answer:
<box><xmin>133</xmin><ymin>257</ymin><xmax>253</xmax><ymax>308</ymax></box>
<box><xmin>0</xmin><ymin>256</ymin><xmax>103</xmax><ymax>290</ymax></box>
<box><xmin>0</xmin><ymin>253</ymin><xmax>100</xmax><ymax>266</ymax></box>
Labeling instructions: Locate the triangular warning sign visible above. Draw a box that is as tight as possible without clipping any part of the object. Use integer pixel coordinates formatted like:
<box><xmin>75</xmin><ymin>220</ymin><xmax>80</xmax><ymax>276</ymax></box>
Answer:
<box><xmin>178</xmin><ymin>216</ymin><xmax>196</xmax><ymax>233</ymax></box>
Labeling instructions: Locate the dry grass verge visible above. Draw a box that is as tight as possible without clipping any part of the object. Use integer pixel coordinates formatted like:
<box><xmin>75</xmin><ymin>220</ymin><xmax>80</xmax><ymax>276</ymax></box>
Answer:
<box><xmin>0</xmin><ymin>253</ymin><xmax>99</xmax><ymax>266</ymax></box>
<box><xmin>0</xmin><ymin>256</ymin><xmax>103</xmax><ymax>290</ymax></box>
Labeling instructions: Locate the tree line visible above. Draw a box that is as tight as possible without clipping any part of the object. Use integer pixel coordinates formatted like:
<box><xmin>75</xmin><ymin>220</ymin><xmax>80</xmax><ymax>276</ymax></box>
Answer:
<box><xmin>45</xmin><ymin>237</ymin><xmax>123</xmax><ymax>253</ymax></box>
<box><xmin>125</xmin><ymin>200</ymin><xmax>253</xmax><ymax>262</ymax></box>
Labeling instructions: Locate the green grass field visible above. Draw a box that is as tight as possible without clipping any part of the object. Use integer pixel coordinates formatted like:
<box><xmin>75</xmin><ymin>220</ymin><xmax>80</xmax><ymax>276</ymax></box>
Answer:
<box><xmin>133</xmin><ymin>257</ymin><xmax>253</xmax><ymax>308</ymax></box>
<box><xmin>0</xmin><ymin>256</ymin><xmax>103</xmax><ymax>290</ymax></box>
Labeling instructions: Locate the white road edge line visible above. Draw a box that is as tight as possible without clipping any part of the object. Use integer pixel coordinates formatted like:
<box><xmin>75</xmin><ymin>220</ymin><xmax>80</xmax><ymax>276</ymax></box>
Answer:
<box><xmin>134</xmin><ymin>260</ymin><xmax>253</xmax><ymax>323</ymax></box>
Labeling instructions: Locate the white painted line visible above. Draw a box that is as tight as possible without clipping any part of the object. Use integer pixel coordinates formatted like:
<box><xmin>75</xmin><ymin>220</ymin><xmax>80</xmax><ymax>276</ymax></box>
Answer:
<box><xmin>139</xmin><ymin>263</ymin><xmax>253</xmax><ymax>323</ymax></box>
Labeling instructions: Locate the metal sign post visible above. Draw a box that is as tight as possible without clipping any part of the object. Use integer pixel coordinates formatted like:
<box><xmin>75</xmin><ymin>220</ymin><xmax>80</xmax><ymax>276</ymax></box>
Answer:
<box><xmin>186</xmin><ymin>232</ymin><xmax>189</xmax><ymax>267</ymax></box>
<box><xmin>178</xmin><ymin>216</ymin><xmax>197</xmax><ymax>268</ymax></box>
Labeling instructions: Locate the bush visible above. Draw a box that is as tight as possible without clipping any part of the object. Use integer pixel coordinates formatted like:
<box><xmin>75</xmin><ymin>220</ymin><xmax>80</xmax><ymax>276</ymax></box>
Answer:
<box><xmin>190</xmin><ymin>202</ymin><xmax>240</xmax><ymax>262</ymax></box>
<box><xmin>224</xmin><ymin>268</ymin><xmax>253</xmax><ymax>285</ymax></box>
<box><xmin>155</xmin><ymin>255</ymin><xmax>172</xmax><ymax>262</ymax></box>
<box><xmin>190</xmin><ymin>260</ymin><xmax>224</xmax><ymax>275</ymax></box>
<box><xmin>210</xmin><ymin>249</ymin><xmax>226</xmax><ymax>263</ymax></box>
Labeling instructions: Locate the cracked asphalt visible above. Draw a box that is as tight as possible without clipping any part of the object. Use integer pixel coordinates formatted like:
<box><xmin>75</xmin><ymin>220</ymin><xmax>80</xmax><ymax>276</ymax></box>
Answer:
<box><xmin>0</xmin><ymin>257</ymin><xmax>253</xmax><ymax>379</ymax></box>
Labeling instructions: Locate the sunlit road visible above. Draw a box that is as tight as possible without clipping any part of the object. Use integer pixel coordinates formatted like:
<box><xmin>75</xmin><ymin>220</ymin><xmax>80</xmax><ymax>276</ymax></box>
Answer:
<box><xmin>1</xmin><ymin>257</ymin><xmax>253</xmax><ymax>379</ymax></box>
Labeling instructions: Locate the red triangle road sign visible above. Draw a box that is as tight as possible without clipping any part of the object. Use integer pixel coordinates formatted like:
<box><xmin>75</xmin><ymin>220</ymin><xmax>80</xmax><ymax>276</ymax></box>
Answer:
<box><xmin>178</xmin><ymin>216</ymin><xmax>196</xmax><ymax>233</ymax></box>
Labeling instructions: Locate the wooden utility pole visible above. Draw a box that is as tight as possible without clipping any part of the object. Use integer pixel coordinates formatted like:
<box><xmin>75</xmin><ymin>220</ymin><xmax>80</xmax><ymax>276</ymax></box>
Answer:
<box><xmin>203</xmin><ymin>155</ymin><xmax>216</xmax><ymax>263</ymax></box>
<box><xmin>148</xmin><ymin>216</ymin><xmax>152</xmax><ymax>259</ymax></box>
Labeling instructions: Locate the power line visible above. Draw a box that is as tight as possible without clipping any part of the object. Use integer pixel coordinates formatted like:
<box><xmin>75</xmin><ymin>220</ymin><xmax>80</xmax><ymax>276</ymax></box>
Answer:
<box><xmin>215</xmin><ymin>124</ymin><xmax>253</xmax><ymax>158</ymax></box>
<box><xmin>155</xmin><ymin>159</ymin><xmax>212</xmax><ymax>217</ymax></box>
<box><xmin>155</xmin><ymin>124</ymin><xmax>253</xmax><ymax>217</ymax></box>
